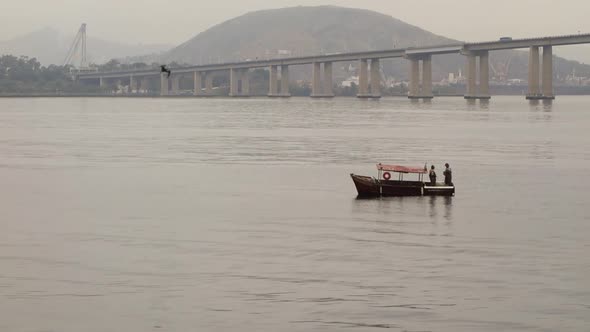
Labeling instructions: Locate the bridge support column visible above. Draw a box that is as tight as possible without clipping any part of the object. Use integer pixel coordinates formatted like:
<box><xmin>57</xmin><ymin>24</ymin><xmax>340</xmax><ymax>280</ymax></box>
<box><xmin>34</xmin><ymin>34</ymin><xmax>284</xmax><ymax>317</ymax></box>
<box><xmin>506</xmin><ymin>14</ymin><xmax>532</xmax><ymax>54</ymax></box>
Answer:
<box><xmin>370</xmin><ymin>59</ymin><xmax>381</xmax><ymax>98</ymax></box>
<box><xmin>421</xmin><ymin>56</ymin><xmax>433</xmax><ymax>98</ymax></box>
<box><xmin>280</xmin><ymin>65</ymin><xmax>290</xmax><ymax>97</ymax></box>
<box><xmin>463</xmin><ymin>52</ymin><xmax>491</xmax><ymax>100</ymax></box>
<box><xmin>99</xmin><ymin>77</ymin><xmax>105</xmax><ymax>88</ymax></box>
<box><xmin>160</xmin><ymin>73</ymin><xmax>169</xmax><ymax>96</ymax></box>
<box><xmin>407</xmin><ymin>56</ymin><xmax>432</xmax><ymax>99</ymax></box>
<box><xmin>322</xmin><ymin>62</ymin><xmax>334</xmax><ymax>97</ymax></box>
<box><xmin>311</xmin><ymin>62</ymin><xmax>322</xmax><ymax>97</ymax></box>
<box><xmin>171</xmin><ymin>75</ymin><xmax>181</xmax><ymax>95</ymax></box>
<box><xmin>241</xmin><ymin>69</ymin><xmax>250</xmax><ymax>96</ymax></box>
<box><xmin>269</xmin><ymin>65</ymin><xmax>279</xmax><ymax>97</ymax></box>
<box><xmin>527</xmin><ymin>46</ymin><xmax>540</xmax><ymax>98</ymax></box>
<box><xmin>193</xmin><ymin>72</ymin><xmax>202</xmax><ymax>96</ymax></box>
<box><xmin>479</xmin><ymin>51</ymin><xmax>490</xmax><ymax>98</ymax></box>
<box><xmin>310</xmin><ymin>62</ymin><xmax>334</xmax><ymax>98</ymax></box>
<box><xmin>230</xmin><ymin>68</ymin><xmax>240</xmax><ymax>97</ymax></box>
<box><xmin>230</xmin><ymin>69</ymin><xmax>250</xmax><ymax>97</ymax></box>
<box><xmin>193</xmin><ymin>71</ymin><xmax>203</xmax><ymax>96</ymax></box>
<box><xmin>542</xmin><ymin>46</ymin><xmax>554</xmax><ymax>99</ymax></box>
<box><xmin>526</xmin><ymin>46</ymin><xmax>554</xmax><ymax>100</ymax></box>
<box><xmin>408</xmin><ymin>58</ymin><xmax>419</xmax><ymax>98</ymax></box>
<box><xmin>357</xmin><ymin>59</ymin><xmax>370</xmax><ymax>98</ymax></box>
<box><xmin>465</xmin><ymin>55</ymin><xmax>477</xmax><ymax>99</ymax></box>
<box><xmin>204</xmin><ymin>72</ymin><xmax>214</xmax><ymax>95</ymax></box>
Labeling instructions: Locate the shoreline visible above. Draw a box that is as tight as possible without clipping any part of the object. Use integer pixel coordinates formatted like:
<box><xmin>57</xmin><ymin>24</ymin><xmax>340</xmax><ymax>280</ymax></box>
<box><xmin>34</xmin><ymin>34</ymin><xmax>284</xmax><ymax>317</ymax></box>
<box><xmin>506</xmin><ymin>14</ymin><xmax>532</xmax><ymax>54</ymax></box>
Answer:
<box><xmin>1</xmin><ymin>93</ymin><xmax>589</xmax><ymax>98</ymax></box>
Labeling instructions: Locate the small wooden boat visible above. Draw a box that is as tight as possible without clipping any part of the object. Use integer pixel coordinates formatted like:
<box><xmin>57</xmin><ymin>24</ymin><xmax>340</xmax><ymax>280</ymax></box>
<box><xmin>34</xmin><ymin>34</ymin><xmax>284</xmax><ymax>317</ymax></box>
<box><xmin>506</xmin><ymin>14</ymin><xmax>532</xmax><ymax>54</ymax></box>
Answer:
<box><xmin>351</xmin><ymin>163</ymin><xmax>455</xmax><ymax>197</ymax></box>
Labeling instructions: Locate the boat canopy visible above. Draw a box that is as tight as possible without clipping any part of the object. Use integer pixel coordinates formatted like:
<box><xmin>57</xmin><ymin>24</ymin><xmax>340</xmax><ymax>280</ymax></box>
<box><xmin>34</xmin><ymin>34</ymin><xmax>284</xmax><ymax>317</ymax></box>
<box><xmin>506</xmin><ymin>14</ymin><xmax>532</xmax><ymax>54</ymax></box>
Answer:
<box><xmin>377</xmin><ymin>163</ymin><xmax>427</xmax><ymax>174</ymax></box>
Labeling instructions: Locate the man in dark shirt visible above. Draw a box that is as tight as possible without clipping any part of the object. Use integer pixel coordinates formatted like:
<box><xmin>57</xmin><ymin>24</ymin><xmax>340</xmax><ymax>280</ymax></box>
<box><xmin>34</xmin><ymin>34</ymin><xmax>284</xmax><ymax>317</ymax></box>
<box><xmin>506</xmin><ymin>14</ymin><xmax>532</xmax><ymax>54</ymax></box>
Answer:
<box><xmin>443</xmin><ymin>163</ymin><xmax>453</xmax><ymax>186</ymax></box>
<box><xmin>429</xmin><ymin>165</ymin><xmax>437</xmax><ymax>185</ymax></box>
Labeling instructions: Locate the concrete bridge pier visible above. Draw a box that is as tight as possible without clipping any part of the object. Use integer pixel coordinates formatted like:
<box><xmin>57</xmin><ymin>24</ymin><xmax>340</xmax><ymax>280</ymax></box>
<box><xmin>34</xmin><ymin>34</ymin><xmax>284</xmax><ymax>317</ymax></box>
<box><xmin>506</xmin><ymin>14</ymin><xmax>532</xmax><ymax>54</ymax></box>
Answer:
<box><xmin>527</xmin><ymin>46</ymin><xmax>540</xmax><ymax>98</ymax></box>
<box><xmin>310</xmin><ymin>62</ymin><xmax>335</xmax><ymax>98</ymax></box>
<box><xmin>421</xmin><ymin>56</ymin><xmax>432</xmax><ymax>98</ymax></box>
<box><xmin>193</xmin><ymin>72</ymin><xmax>202</xmax><ymax>96</ymax></box>
<box><xmin>542</xmin><ymin>46</ymin><xmax>554</xmax><ymax>99</ymax></box>
<box><xmin>322</xmin><ymin>62</ymin><xmax>334</xmax><ymax>97</ymax></box>
<box><xmin>357</xmin><ymin>59</ymin><xmax>370</xmax><ymax>98</ymax></box>
<box><xmin>370</xmin><ymin>59</ymin><xmax>381</xmax><ymax>98</ymax></box>
<box><xmin>171</xmin><ymin>75</ymin><xmax>181</xmax><ymax>95</ymax></box>
<box><xmin>464</xmin><ymin>52</ymin><xmax>491</xmax><ymax>100</ymax></box>
<box><xmin>479</xmin><ymin>51</ymin><xmax>490</xmax><ymax>98</ymax></box>
<box><xmin>280</xmin><ymin>65</ymin><xmax>291</xmax><ymax>97</ymax></box>
<box><xmin>230</xmin><ymin>68</ymin><xmax>240</xmax><ymax>97</ymax></box>
<box><xmin>205</xmin><ymin>72</ymin><xmax>214</xmax><ymax>96</ymax></box>
<box><xmin>526</xmin><ymin>46</ymin><xmax>554</xmax><ymax>100</ymax></box>
<box><xmin>160</xmin><ymin>73</ymin><xmax>169</xmax><ymax>96</ymax></box>
<box><xmin>407</xmin><ymin>56</ymin><xmax>433</xmax><ymax>99</ymax></box>
<box><xmin>230</xmin><ymin>68</ymin><xmax>251</xmax><ymax>97</ymax></box>
<box><xmin>268</xmin><ymin>65</ymin><xmax>279</xmax><ymax>97</ymax></box>
<box><xmin>408</xmin><ymin>58</ymin><xmax>419</xmax><ymax>97</ymax></box>
<box><xmin>242</xmin><ymin>69</ymin><xmax>250</xmax><ymax>96</ymax></box>
<box><xmin>311</xmin><ymin>62</ymin><xmax>322</xmax><ymax>97</ymax></box>
<box><xmin>465</xmin><ymin>55</ymin><xmax>477</xmax><ymax>99</ymax></box>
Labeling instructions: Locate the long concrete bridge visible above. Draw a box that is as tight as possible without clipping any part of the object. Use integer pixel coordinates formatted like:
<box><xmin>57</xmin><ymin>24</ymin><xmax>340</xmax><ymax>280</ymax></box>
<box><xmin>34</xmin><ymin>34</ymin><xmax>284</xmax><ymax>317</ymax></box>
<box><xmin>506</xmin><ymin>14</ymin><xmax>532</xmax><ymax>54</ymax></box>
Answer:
<box><xmin>76</xmin><ymin>33</ymin><xmax>590</xmax><ymax>100</ymax></box>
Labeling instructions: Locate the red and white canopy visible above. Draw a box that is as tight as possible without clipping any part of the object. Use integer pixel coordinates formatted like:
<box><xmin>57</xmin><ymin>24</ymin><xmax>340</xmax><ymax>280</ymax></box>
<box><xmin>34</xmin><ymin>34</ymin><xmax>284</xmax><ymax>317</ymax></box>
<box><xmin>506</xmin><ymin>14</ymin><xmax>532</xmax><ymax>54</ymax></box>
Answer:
<box><xmin>377</xmin><ymin>163</ymin><xmax>427</xmax><ymax>174</ymax></box>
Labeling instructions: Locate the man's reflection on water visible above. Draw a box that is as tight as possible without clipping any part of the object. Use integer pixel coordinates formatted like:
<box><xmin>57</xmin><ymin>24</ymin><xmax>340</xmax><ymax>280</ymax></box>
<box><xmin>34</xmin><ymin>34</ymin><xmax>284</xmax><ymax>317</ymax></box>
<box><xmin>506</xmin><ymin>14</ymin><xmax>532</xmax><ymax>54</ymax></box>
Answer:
<box><xmin>428</xmin><ymin>196</ymin><xmax>453</xmax><ymax>220</ymax></box>
<box><xmin>352</xmin><ymin>195</ymin><xmax>453</xmax><ymax>221</ymax></box>
<box><xmin>443</xmin><ymin>196</ymin><xmax>453</xmax><ymax>222</ymax></box>
<box><xmin>352</xmin><ymin>195</ymin><xmax>454</xmax><ymax>236</ymax></box>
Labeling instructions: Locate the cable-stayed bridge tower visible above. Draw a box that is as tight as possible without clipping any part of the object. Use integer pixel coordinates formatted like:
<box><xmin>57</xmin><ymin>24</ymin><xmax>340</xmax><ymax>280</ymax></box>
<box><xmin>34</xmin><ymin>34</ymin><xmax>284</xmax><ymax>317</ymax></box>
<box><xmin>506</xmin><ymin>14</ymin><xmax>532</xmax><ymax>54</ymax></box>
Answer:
<box><xmin>63</xmin><ymin>23</ymin><xmax>94</xmax><ymax>72</ymax></box>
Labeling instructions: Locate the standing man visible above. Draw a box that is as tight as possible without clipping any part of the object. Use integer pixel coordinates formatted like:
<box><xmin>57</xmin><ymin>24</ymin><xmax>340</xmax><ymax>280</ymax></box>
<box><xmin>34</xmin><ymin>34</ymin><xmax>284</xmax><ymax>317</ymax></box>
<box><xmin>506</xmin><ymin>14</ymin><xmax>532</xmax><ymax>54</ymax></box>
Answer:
<box><xmin>429</xmin><ymin>165</ymin><xmax>437</xmax><ymax>186</ymax></box>
<box><xmin>443</xmin><ymin>163</ymin><xmax>453</xmax><ymax>186</ymax></box>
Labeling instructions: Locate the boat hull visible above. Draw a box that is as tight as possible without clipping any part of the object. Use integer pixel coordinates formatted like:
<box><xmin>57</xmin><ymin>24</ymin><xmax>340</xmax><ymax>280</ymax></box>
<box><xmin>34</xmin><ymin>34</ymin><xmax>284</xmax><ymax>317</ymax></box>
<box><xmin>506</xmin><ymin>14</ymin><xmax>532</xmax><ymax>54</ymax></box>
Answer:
<box><xmin>350</xmin><ymin>174</ymin><xmax>455</xmax><ymax>197</ymax></box>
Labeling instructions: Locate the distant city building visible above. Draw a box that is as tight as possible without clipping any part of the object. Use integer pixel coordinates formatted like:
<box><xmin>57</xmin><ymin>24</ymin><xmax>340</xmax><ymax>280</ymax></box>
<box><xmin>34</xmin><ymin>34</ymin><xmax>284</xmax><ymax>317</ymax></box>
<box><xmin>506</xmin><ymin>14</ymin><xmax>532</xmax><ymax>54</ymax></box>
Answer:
<box><xmin>565</xmin><ymin>69</ymin><xmax>590</xmax><ymax>86</ymax></box>
<box><xmin>341</xmin><ymin>76</ymin><xmax>359</xmax><ymax>87</ymax></box>
<box><xmin>507</xmin><ymin>78</ymin><xmax>525</xmax><ymax>85</ymax></box>
<box><xmin>383</xmin><ymin>77</ymin><xmax>397</xmax><ymax>88</ymax></box>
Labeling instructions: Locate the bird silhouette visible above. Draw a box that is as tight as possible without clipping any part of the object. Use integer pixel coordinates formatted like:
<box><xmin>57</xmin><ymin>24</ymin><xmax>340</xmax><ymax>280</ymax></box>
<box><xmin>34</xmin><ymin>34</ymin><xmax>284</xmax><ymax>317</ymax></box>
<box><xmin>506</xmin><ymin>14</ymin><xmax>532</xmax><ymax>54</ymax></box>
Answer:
<box><xmin>160</xmin><ymin>65</ymin><xmax>171</xmax><ymax>78</ymax></box>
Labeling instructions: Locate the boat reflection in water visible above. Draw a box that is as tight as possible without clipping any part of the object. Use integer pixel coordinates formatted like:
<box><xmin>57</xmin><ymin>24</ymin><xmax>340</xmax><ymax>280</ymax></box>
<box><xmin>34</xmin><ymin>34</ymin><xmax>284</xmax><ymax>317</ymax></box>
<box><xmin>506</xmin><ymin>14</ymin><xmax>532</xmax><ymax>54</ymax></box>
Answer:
<box><xmin>351</xmin><ymin>163</ymin><xmax>455</xmax><ymax>197</ymax></box>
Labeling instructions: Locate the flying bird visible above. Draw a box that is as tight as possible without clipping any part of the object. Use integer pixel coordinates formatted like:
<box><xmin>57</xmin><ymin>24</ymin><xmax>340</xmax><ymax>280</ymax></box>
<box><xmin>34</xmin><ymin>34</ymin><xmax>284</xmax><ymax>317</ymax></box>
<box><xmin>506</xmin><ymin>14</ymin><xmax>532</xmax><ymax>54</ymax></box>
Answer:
<box><xmin>160</xmin><ymin>65</ymin><xmax>171</xmax><ymax>78</ymax></box>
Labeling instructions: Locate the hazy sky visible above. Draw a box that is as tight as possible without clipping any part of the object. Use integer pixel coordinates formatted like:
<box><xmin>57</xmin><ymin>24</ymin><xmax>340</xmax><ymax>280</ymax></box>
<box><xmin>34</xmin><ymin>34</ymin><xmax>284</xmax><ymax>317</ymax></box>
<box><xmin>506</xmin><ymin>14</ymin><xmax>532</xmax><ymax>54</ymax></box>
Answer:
<box><xmin>2</xmin><ymin>0</ymin><xmax>589</xmax><ymax>46</ymax></box>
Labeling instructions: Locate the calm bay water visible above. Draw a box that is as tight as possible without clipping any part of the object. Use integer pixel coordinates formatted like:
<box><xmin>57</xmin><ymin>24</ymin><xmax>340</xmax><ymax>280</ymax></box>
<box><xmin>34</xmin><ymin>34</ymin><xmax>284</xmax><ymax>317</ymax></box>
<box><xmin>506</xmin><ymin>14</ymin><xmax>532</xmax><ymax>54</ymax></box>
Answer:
<box><xmin>0</xmin><ymin>97</ymin><xmax>588</xmax><ymax>332</ymax></box>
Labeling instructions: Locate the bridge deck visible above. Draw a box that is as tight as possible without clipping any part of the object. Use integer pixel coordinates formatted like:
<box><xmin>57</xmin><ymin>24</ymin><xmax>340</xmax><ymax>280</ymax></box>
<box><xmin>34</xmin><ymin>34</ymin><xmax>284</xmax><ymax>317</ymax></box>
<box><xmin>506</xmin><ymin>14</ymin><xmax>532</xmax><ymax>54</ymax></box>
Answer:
<box><xmin>77</xmin><ymin>33</ymin><xmax>590</xmax><ymax>80</ymax></box>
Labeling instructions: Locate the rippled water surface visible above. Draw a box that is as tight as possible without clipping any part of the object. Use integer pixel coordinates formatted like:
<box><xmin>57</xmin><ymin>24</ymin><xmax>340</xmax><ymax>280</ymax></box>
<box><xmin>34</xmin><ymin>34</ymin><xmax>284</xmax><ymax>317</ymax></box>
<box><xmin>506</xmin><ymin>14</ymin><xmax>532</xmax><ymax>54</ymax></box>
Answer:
<box><xmin>0</xmin><ymin>97</ymin><xmax>589</xmax><ymax>332</ymax></box>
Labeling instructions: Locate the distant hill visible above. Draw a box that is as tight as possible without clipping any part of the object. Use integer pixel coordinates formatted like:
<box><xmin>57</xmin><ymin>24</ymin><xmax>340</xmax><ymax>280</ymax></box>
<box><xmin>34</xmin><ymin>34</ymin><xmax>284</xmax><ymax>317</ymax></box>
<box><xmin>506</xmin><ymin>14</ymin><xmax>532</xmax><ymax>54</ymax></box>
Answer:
<box><xmin>160</xmin><ymin>6</ymin><xmax>590</xmax><ymax>81</ymax></box>
<box><xmin>0</xmin><ymin>27</ymin><xmax>172</xmax><ymax>66</ymax></box>
<box><xmin>165</xmin><ymin>6</ymin><xmax>454</xmax><ymax>63</ymax></box>
<box><xmin>3</xmin><ymin>7</ymin><xmax>589</xmax><ymax>81</ymax></box>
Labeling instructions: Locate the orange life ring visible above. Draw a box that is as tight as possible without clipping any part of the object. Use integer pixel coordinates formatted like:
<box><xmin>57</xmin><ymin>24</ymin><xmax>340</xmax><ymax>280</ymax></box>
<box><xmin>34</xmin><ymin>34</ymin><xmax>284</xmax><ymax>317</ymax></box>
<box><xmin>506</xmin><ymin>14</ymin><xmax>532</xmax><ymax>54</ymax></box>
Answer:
<box><xmin>383</xmin><ymin>172</ymin><xmax>391</xmax><ymax>180</ymax></box>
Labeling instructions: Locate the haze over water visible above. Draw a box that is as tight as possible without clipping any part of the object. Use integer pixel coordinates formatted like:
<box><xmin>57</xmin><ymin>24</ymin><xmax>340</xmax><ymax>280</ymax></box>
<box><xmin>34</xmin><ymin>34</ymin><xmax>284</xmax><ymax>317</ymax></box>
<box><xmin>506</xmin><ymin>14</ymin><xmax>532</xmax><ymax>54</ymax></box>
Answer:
<box><xmin>0</xmin><ymin>97</ymin><xmax>588</xmax><ymax>332</ymax></box>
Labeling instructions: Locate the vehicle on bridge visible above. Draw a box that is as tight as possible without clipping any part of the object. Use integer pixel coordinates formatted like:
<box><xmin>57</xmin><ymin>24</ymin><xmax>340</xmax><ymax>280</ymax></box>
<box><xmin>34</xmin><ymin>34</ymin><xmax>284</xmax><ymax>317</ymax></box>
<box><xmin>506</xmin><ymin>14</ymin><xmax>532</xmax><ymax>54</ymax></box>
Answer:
<box><xmin>499</xmin><ymin>37</ymin><xmax>513</xmax><ymax>42</ymax></box>
<box><xmin>350</xmin><ymin>163</ymin><xmax>455</xmax><ymax>197</ymax></box>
